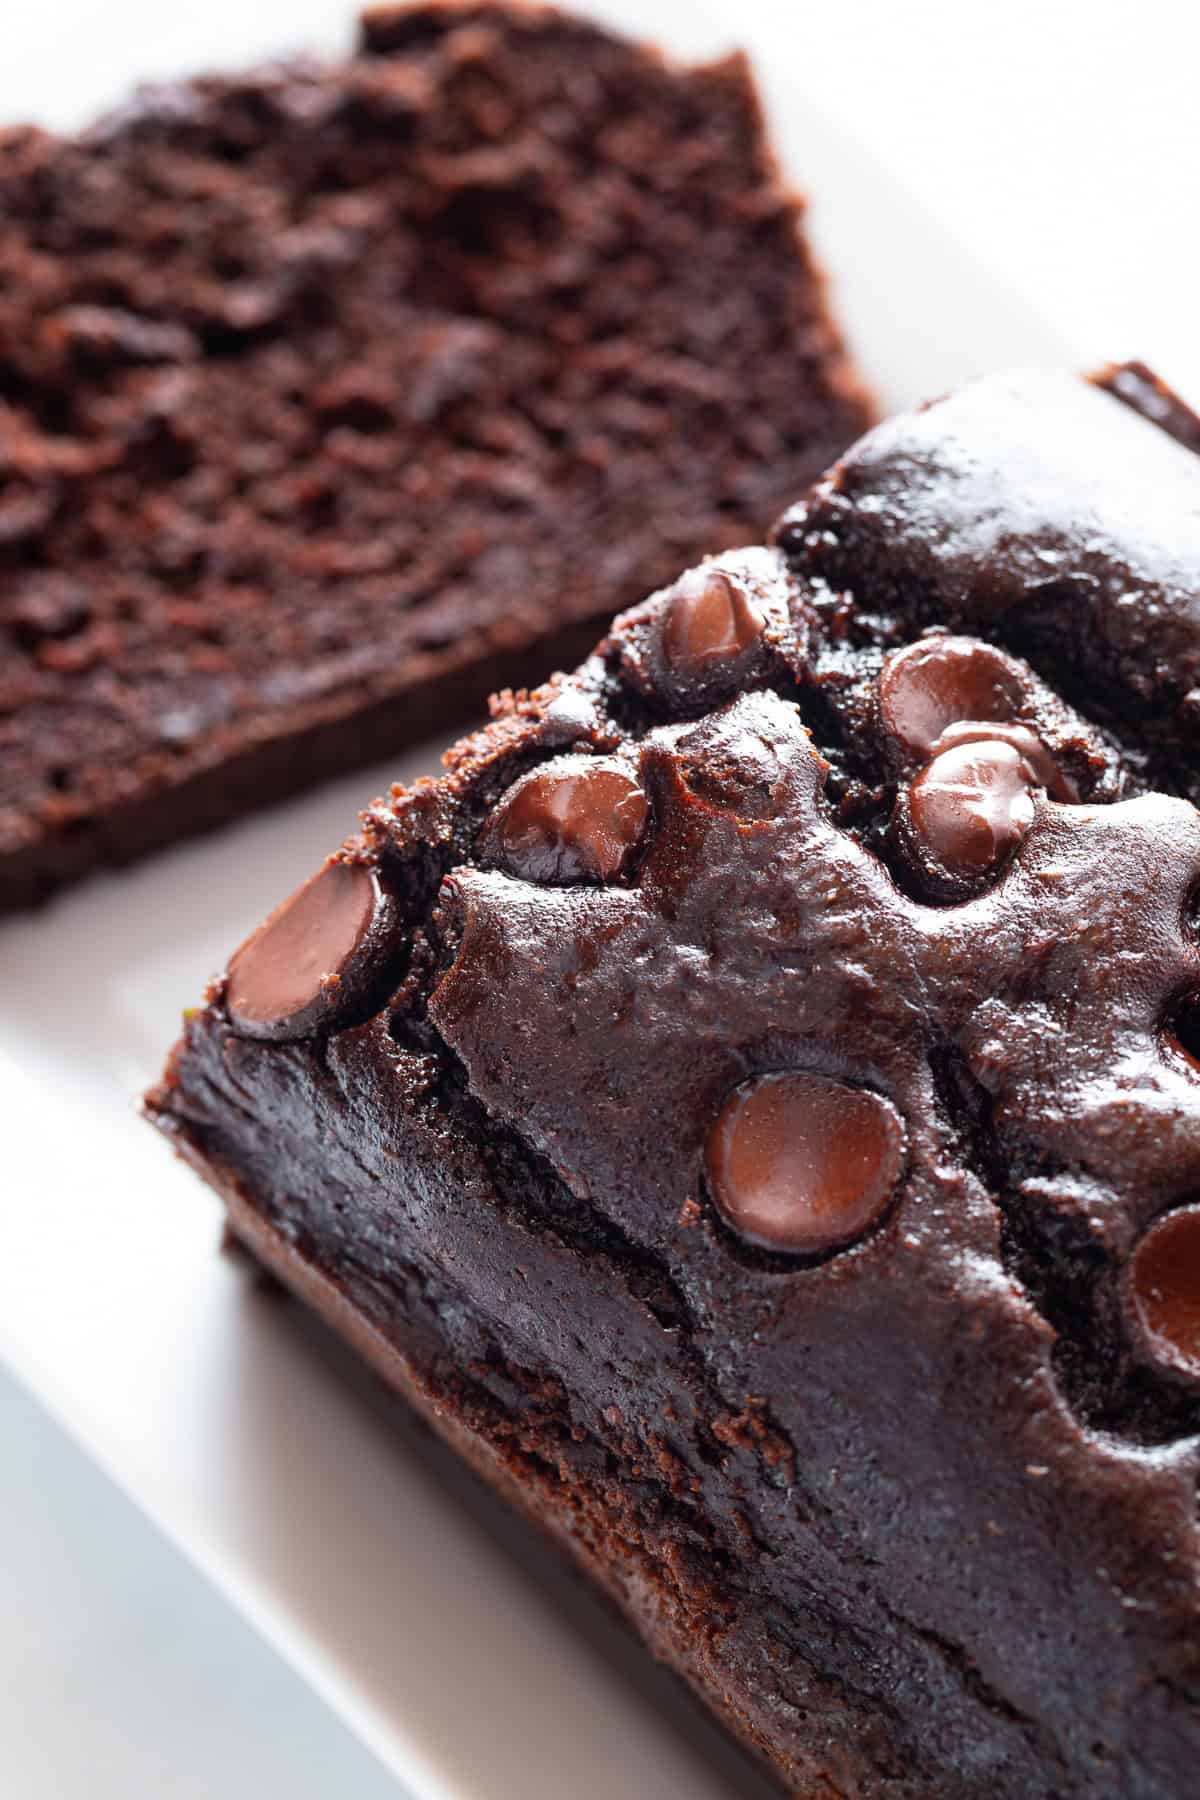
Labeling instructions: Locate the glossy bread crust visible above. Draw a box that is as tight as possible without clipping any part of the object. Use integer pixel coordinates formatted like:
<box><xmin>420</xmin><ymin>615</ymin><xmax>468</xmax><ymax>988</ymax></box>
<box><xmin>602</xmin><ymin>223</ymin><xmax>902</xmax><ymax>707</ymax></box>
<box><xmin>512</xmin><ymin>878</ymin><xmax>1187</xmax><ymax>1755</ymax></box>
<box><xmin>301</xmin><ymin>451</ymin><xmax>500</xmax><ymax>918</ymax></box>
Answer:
<box><xmin>149</xmin><ymin>364</ymin><xmax>1200</xmax><ymax>1797</ymax></box>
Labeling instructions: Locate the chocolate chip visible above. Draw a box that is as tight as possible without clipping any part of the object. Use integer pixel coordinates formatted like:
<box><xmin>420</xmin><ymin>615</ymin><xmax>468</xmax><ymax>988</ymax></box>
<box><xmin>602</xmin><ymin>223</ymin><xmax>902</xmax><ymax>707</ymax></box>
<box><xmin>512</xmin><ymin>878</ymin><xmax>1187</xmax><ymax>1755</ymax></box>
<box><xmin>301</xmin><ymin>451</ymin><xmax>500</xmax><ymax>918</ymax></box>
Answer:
<box><xmin>929</xmin><ymin>720</ymin><xmax>1077</xmax><ymax>803</ymax></box>
<box><xmin>905</xmin><ymin>739</ymin><xmax>1037</xmax><ymax>881</ymax></box>
<box><xmin>879</xmin><ymin>636</ymin><xmax>1026</xmax><ymax>759</ymax></box>
<box><xmin>486</xmin><ymin>756</ymin><xmax>648</xmax><ymax>884</ymax></box>
<box><xmin>705</xmin><ymin>1071</ymin><xmax>906</xmax><ymax>1255</ymax></box>
<box><xmin>1128</xmin><ymin>1206</ymin><xmax>1200</xmax><ymax>1378</ymax></box>
<box><xmin>662</xmin><ymin>567</ymin><xmax>763</xmax><ymax>680</ymax></box>
<box><xmin>225</xmin><ymin>857</ymin><xmax>394</xmax><ymax>1040</ymax></box>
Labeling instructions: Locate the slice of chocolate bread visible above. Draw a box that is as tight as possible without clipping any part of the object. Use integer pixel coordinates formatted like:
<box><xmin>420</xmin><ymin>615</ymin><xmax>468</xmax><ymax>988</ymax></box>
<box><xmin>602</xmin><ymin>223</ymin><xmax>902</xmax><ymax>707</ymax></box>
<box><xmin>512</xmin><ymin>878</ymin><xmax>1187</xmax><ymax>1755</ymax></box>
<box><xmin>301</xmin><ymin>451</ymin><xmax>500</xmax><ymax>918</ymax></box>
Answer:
<box><xmin>149</xmin><ymin>363</ymin><xmax>1200</xmax><ymax>1796</ymax></box>
<box><xmin>0</xmin><ymin>1</ymin><xmax>869</xmax><ymax>912</ymax></box>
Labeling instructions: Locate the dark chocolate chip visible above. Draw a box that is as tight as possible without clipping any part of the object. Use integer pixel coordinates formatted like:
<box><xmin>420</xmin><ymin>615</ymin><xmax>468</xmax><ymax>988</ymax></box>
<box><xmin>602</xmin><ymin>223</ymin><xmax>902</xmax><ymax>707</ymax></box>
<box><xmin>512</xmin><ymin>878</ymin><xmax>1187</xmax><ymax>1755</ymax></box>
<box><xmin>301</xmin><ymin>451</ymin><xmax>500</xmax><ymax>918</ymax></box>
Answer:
<box><xmin>705</xmin><ymin>1070</ymin><xmax>906</xmax><ymax>1255</ymax></box>
<box><xmin>878</xmin><ymin>636</ymin><xmax>1026</xmax><ymax>759</ymax></box>
<box><xmin>929</xmin><ymin>719</ymin><xmax>1077</xmax><ymax>802</ymax></box>
<box><xmin>907</xmin><ymin>739</ymin><xmax>1037</xmax><ymax>879</ymax></box>
<box><xmin>226</xmin><ymin>857</ymin><xmax>393</xmax><ymax>1040</ymax></box>
<box><xmin>486</xmin><ymin>757</ymin><xmax>648</xmax><ymax>885</ymax></box>
<box><xmin>662</xmin><ymin>567</ymin><xmax>763</xmax><ymax>680</ymax></box>
<box><xmin>1129</xmin><ymin>1206</ymin><xmax>1200</xmax><ymax>1378</ymax></box>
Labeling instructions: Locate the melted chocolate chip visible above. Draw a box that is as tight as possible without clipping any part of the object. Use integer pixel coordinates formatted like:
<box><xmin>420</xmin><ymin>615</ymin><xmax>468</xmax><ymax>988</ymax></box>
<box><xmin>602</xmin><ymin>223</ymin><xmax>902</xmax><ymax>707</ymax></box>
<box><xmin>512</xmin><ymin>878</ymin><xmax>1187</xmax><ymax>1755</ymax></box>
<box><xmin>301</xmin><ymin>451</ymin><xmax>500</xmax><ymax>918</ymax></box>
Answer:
<box><xmin>929</xmin><ymin>720</ymin><xmax>1077</xmax><ymax>802</ymax></box>
<box><xmin>662</xmin><ymin>567</ymin><xmax>763</xmax><ymax>679</ymax></box>
<box><xmin>879</xmin><ymin>636</ymin><xmax>1026</xmax><ymax>758</ymax></box>
<box><xmin>704</xmin><ymin>1071</ymin><xmax>907</xmax><ymax>1255</ymax></box>
<box><xmin>782</xmin><ymin>368</ymin><xmax>1200</xmax><ymax>750</ymax></box>
<box><xmin>905</xmin><ymin>739</ymin><xmax>1037</xmax><ymax>881</ymax></box>
<box><xmin>878</xmin><ymin>636</ymin><xmax>1078</xmax><ymax>808</ymax></box>
<box><xmin>486</xmin><ymin>756</ymin><xmax>649</xmax><ymax>885</ymax></box>
<box><xmin>226</xmin><ymin>857</ymin><xmax>393</xmax><ymax>1040</ymax></box>
<box><xmin>1129</xmin><ymin>1206</ymin><xmax>1200</xmax><ymax>1378</ymax></box>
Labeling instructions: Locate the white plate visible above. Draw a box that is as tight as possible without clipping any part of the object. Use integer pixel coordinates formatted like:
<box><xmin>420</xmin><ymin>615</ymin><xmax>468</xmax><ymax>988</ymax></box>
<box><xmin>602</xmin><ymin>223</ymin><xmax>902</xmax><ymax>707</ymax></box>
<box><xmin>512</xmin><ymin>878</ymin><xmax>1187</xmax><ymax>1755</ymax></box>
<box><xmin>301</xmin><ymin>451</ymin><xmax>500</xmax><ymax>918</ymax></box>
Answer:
<box><xmin>1</xmin><ymin>4</ymin><xmax>1105</xmax><ymax>1797</ymax></box>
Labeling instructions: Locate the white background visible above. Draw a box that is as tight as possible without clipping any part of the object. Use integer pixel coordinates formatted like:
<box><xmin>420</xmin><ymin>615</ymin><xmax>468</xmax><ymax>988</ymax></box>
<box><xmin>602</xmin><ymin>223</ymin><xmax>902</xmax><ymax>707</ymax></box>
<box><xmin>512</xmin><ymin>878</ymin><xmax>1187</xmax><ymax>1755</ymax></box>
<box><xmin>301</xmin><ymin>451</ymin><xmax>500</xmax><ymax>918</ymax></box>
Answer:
<box><xmin>3</xmin><ymin>3</ymin><xmax>1199</xmax><ymax>1797</ymax></box>
<box><xmin>0</xmin><ymin>1373</ymin><xmax>404</xmax><ymax>1800</ymax></box>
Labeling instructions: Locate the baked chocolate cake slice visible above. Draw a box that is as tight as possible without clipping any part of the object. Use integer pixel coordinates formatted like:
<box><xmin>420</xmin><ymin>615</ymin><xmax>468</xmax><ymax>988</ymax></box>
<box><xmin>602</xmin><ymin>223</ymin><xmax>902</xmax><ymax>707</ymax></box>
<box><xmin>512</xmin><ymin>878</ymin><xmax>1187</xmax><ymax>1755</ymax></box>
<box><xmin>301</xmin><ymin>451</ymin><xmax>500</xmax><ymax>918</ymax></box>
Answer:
<box><xmin>148</xmin><ymin>363</ymin><xmax>1200</xmax><ymax>1797</ymax></box>
<box><xmin>0</xmin><ymin>1</ymin><xmax>869</xmax><ymax>912</ymax></box>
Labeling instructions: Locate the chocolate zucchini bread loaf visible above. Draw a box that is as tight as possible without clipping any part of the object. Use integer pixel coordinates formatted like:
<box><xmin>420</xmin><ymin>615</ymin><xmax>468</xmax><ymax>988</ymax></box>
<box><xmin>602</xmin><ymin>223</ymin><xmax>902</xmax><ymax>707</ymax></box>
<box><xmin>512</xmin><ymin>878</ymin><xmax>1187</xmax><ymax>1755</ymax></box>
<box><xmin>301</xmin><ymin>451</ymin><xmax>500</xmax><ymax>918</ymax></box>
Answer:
<box><xmin>148</xmin><ymin>364</ymin><xmax>1200</xmax><ymax>1796</ymax></box>
<box><xmin>0</xmin><ymin>1</ymin><xmax>869</xmax><ymax>912</ymax></box>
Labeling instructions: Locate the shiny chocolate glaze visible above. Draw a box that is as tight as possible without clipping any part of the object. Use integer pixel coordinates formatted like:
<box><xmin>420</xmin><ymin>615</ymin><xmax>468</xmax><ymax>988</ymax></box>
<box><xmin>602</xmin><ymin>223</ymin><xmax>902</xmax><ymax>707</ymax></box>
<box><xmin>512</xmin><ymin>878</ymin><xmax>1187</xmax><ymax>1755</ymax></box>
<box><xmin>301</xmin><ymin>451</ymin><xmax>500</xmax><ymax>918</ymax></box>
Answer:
<box><xmin>776</xmin><ymin>366</ymin><xmax>1200</xmax><ymax>793</ymax></box>
<box><xmin>152</xmin><ymin>365</ymin><xmax>1200</xmax><ymax>1799</ymax></box>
